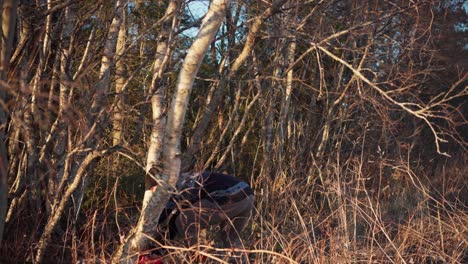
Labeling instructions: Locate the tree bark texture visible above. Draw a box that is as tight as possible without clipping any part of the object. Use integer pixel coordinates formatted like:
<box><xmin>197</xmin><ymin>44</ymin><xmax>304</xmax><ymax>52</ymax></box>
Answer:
<box><xmin>0</xmin><ymin>0</ymin><xmax>18</xmax><ymax>242</ymax></box>
<box><xmin>112</xmin><ymin>5</ymin><xmax>127</xmax><ymax>146</ymax></box>
<box><xmin>145</xmin><ymin>0</ymin><xmax>179</xmax><ymax>189</ymax></box>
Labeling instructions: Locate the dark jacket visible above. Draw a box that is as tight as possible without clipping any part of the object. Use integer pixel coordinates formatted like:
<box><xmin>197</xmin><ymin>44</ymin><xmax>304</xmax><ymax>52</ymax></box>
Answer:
<box><xmin>158</xmin><ymin>171</ymin><xmax>253</xmax><ymax>239</ymax></box>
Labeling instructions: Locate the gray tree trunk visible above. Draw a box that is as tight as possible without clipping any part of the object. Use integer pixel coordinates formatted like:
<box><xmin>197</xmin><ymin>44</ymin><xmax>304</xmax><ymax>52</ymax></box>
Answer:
<box><xmin>0</xmin><ymin>0</ymin><xmax>18</xmax><ymax>242</ymax></box>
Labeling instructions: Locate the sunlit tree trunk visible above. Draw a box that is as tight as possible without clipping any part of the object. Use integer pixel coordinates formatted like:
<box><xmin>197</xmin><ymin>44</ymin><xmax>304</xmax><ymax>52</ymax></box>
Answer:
<box><xmin>182</xmin><ymin>0</ymin><xmax>285</xmax><ymax>170</ymax></box>
<box><xmin>0</xmin><ymin>0</ymin><xmax>18</xmax><ymax>242</ymax></box>
<box><xmin>34</xmin><ymin>1</ymin><xmax>125</xmax><ymax>262</ymax></box>
<box><xmin>112</xmin><ymin>6</ymin><xmax>127</xmax><ymax>146</ymax></box>
<box><xmin>114</xmin><ymin>1</ymin><xmax>229</xmax><ymax>263</ymax></box>
<box><xmin>145</xmin><ymin>0</ymin><xmax>179</xmax><ymax>188</ymax></box>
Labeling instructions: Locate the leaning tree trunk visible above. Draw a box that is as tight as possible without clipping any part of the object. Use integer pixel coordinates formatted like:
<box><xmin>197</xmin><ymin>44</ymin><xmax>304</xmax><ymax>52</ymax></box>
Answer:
<box><xmin>0</xmin><ymin>0</ymin><xmax>19</xmax><ymax>242</ymax></box>
<box><xmin>145</xmin><ymin>0</ymin><xmax>179</xmax><ymax>189</ymax></box>
<box><xmin>34</xmin><ymin>1</ymin><xmax>125</xmax><ymax>262</ymax></box>
<box><xmin>113</xmin><ymin>1</ymin><xmax>229</xmax><ymax>263</ymax></box>
<box><xmin>181</xmin><ymin>0</ymin><xmax>285</xmax><ymax>170</ymax></box>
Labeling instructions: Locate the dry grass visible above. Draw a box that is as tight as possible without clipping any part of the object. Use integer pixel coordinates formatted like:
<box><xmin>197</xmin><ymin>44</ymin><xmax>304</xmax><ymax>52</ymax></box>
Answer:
<box><xmin>125</xmin><ymin>156</ymin><xmax>466</xmax><ymax>263</ymax></box>
<box><xmin>1</xmin><ymin>153</ymin><xmax>466</xmax><ymax>264</ymax></box>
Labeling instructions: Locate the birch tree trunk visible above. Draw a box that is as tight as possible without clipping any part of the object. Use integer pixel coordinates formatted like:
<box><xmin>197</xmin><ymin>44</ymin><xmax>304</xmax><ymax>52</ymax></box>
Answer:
<box><xmin>182</xmin><ymin>0</ymin><xmax>285</xmax><ymax>170</ymax></box>
<box><xmin>34</xmin><ymin>1</ymin><xmax>125</xmax><ymax>262</ymax></box>
<box><xmin>0</xmin><ymin>0</ymin><xmax>18</xmax><ymax>242</ymax></box>
<box><xmin>89</xmin><ymin>0</ymin><xmax>125</xmax><ymax>127</ymax></box>
<box><xmin>47</xmin><ymin>3</ymin><xmax>75</xmax><ymax>216</ymax></box>
<box><xmin>278</xmin><ymin>36</ymin><xmax>296</xmax><ymax>144</ymax></box>
<box><xmin>112</xmin><ymin>6</ymin><xmax>127</xmax><ymax>146</ymax></box>
<box><xmin>113</xmin><ymin>1</ymin><xmax>229</xmax><ymax>263</ymax></box>
<box><xmin>145</xmin><ymin>0</ymin><xmax>179</xmax><ymax>188</ymax></box>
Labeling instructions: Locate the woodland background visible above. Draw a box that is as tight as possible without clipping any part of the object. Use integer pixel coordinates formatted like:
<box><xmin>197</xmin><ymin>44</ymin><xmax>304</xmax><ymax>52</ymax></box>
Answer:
<box><xmin>0</xmin><ymin>0</ymin><xmax>467</xmax><ymax>263</ymax></box>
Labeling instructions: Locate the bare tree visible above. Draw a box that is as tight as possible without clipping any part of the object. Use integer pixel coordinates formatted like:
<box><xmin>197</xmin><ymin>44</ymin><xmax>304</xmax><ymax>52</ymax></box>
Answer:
<box><xmin>1</xmin><ymin>1</ymin><xmax>466</xmax><ymax>263</ymax></box>
<box><xmin>112</xmin><ymin>3</ymin><xmax>128</xmax><ymax>146</ymax></box>
<box><xmin>144</xmin><ymin>0</ymin><xmax>180</xmax><ymax>189</ymax></box>
<box><xmin>114</xmin><ymin>1</ymin><xmax>229</xmax><ymax>263</ymax></box>
<box><xmin>34</xmin><ymin>0</ymin><xmax>126</xmax><ymax>262</ymax></box>
<box><xmin>182</xmin><ymin>0</ymin><xmax>286</xmax><ymax>170</ymax></box>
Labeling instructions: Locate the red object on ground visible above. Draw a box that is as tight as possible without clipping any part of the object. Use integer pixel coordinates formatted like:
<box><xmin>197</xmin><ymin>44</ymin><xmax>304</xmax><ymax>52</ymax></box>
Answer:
<box><xmin>137</xmin><ymin>254</ymin><xmax>163</xmax><ymax>264</ymax></box>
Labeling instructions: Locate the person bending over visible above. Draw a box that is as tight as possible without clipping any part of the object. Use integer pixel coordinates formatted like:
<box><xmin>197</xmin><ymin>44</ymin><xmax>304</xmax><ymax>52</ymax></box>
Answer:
<box><xmin>141</xmin><ymin>171</ymin><xmax>254</xmax><ymax>263</ymax></box>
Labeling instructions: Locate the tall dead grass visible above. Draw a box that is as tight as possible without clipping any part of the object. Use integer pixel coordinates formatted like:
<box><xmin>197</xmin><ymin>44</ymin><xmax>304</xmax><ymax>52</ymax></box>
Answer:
<box><xmin>1</xmin><ymin>149</ymin><xmax>466</xmax><ymax>264</ymax></box>
<box><xmin>103</xmin><ymin>154</ymin><xmax>465</xmax><ymax>263</ymax></box>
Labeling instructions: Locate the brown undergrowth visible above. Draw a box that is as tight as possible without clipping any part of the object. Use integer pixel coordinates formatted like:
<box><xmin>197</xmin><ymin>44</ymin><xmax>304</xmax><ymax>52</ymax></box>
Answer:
<box><xmin>1</xmin><ymin>154</ymin><xmax>466</xmax><ymax>264</ymax></box>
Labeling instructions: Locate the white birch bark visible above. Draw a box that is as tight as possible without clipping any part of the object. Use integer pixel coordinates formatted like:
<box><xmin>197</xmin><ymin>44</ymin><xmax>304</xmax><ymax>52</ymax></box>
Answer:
<box><xmin>182</xmin><ymin>0</ymin><xmax>285</xmax><ymax>169</ymax></box>
<box><xmin>145</xmin><ymin>0</ymin><xmax>179</xmax><ymax>188</ymax></box>
<box><xmin>89</xmin><ymin>0</ymin><xmax>125</xmax><ymax>127</ymax></box>
<box><xmin>279</xmin><ymin>37</ymin><xmax>296</xmax><ymax>136</ymax></box>
<box><xmin>113</xmin><ymin>1</ymin><xmax>229</xmax><ymax>263</ymax></box>
<box><xmin>112</xmin><ymin>7</ymin><xmax>127</xmax><ymax>145</ymax></box>
<box><xmin>161</xmin><ymin>0</ymin><xmax>228</xmax><ymax>187</ymax></box>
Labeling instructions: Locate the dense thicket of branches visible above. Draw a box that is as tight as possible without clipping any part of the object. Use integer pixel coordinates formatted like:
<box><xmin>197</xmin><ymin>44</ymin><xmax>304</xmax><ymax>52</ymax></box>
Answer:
<box><xmin>0</xmin><ymin>0</ymin><xmax>466</xmax><ymax>263</ymax></box>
